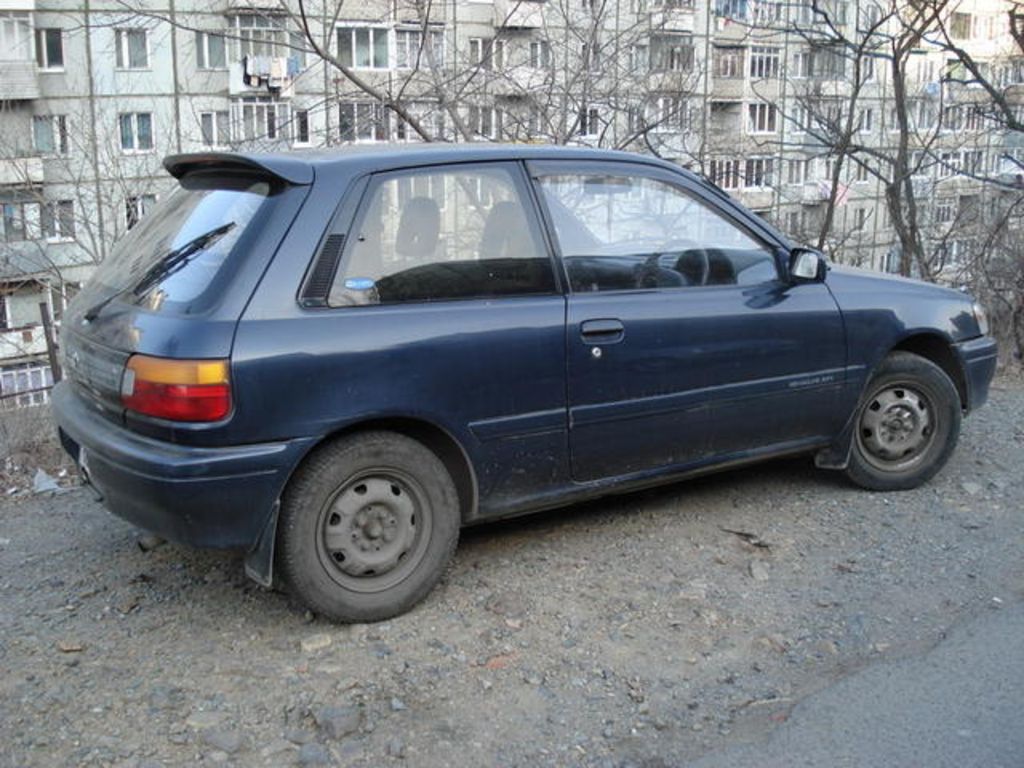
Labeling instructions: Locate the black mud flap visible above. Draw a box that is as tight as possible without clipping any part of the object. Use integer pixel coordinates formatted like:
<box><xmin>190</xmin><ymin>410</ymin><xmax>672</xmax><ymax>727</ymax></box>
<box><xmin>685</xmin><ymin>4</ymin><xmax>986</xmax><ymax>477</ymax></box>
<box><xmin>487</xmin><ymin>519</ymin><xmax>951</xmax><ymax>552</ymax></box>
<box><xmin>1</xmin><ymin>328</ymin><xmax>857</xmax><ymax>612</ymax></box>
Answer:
<box><xmin>814</xmin><ymin>412</ymin><xmax>856</xmax><ymax>470</ymax></box>
<box><xmin>244</xmin><ymin>501</ymin><xmax>280</xmax><ymax>588</ymax></box>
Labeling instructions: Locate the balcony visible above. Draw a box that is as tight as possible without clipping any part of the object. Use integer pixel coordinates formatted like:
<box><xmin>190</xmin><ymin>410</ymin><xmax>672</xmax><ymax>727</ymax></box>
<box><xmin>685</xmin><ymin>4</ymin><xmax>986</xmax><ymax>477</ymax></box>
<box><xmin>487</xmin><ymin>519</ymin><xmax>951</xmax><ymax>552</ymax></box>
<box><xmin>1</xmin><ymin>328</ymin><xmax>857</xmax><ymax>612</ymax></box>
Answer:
<box><xmin>491</xmin><ymin>65</ymin><xmax>550</xmax><ymax>95</ymax></box>
<box><xmin>801</xmin><ymin>181</ymin><xmax>830</xmax><ymax>205</ymax></box>
<box><xmin>495</xmin><ymin>0</ymin><xmax>544</xmax><ymax>29</ymax></box>
<box><xmin>0</xmin><ymin>156</ymin><xmax>44</xmax><ymax>186</ymax></box>
<box><xmin>0</xmin><ymin>324</ymin><xmax>49</xmax><ymax>363</ymax></box>
<box><xmin>711</xmin><ymin>76</ymin><xmax>745</xmax><ymax>101</ymax></box>
<box><xmin>648</xmin><ymin>5</ymin><xmax>696</xmax><ymax>33</ymax></box>
<box><xmin>0</xmin><ymin>60</ymin><xmax>40</xmax><ymax>101</ymax></box>
<box><xmin>735</xmin><ymin>188</ymin><xmax>774</xmax><ymax>210</ymax></box>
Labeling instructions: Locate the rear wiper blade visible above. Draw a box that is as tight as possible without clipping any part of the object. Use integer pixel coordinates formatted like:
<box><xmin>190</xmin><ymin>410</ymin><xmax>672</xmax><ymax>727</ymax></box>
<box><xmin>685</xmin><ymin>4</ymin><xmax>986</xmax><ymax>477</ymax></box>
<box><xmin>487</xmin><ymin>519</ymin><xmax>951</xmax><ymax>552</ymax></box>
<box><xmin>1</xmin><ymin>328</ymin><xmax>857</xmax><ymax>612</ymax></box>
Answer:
<box><xmin>82</xmin><ymin>223</ymin><xmax>236</xmax><ymax>322</ymax></box>
<box><xmin>131</xmin><ymin>222</ymin><xmax>236</xmax><ymax>297</ymax></box>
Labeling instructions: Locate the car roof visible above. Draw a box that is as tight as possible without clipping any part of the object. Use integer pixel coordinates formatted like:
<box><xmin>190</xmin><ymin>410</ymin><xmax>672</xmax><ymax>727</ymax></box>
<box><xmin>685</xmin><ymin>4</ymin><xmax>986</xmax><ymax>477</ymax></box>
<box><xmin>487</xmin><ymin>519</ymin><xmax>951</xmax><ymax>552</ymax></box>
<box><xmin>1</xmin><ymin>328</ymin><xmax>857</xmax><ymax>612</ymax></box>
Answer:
<box><xmin>164</xmin><ymin>143</ymin><xmax>700</xmax><ymax>186</ymax></box>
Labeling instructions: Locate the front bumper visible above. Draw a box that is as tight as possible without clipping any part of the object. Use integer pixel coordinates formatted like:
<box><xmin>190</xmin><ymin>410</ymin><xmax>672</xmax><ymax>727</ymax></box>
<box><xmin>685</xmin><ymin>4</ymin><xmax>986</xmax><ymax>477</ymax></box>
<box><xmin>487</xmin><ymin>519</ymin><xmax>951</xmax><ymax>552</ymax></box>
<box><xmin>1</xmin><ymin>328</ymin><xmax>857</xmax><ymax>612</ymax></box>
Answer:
<box><xmin>52</xmin><ymin>382</ymin><xmax>316</xmax><ymax>549</ymax></box>
<box><xmin>955</xmin><ymin>335</ymin><xmax>998</xmax><ymax>413</ymax></box>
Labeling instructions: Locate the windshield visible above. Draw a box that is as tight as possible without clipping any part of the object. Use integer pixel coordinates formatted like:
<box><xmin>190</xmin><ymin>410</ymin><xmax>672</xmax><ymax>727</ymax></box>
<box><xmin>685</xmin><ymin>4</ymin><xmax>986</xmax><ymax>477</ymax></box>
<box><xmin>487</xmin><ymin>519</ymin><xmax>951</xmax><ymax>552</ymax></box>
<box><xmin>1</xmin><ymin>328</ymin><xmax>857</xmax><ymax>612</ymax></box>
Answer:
<box><xmin>85</xmin><ymin>173</ymin><xmax>276</xmax><ymax>314</ymax></box>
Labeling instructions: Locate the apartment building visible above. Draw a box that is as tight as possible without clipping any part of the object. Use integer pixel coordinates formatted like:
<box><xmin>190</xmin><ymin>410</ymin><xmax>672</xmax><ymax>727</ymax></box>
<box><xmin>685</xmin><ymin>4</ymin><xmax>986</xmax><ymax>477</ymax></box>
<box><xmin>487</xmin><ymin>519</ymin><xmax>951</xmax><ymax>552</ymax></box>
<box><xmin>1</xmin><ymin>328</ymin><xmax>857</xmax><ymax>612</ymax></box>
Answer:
<box><xmin>0</xmin><ymin>0</ymin><xmax>1021</xmax><ymax>402</ymax></box>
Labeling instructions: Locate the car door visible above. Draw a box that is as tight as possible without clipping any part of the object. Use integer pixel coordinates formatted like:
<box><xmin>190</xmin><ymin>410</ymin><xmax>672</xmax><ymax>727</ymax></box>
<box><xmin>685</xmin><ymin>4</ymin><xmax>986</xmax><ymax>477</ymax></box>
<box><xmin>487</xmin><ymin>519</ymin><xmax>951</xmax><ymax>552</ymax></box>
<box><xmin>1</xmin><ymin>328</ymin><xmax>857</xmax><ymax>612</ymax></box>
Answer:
<box><xmin>528</xmin><ymin>159</ymin><xmax>846</xmax><ymax>482</ymax></box>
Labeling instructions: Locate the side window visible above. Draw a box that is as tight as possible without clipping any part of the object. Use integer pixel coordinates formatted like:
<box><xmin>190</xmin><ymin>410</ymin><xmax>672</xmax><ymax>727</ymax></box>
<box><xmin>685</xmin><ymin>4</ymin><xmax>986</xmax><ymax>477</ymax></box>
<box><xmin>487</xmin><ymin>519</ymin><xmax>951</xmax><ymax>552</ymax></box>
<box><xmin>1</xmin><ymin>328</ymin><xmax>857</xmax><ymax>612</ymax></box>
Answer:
<box><xmin>329</xmin><ymin>165</ymin><xmax>554</xmax><ymax>306</ymax></box>
<box><xmin>536</xmin><ymin>172</ymin><xmax>779</xmax><ymax>292</ymax></box>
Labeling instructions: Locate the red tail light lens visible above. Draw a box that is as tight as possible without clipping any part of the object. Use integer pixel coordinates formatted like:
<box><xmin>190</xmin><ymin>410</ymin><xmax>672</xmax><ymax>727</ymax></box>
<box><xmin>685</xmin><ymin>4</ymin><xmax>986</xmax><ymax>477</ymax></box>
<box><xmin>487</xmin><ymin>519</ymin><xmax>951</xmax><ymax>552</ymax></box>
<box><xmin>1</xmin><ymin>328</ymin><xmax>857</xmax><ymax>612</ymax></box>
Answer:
<box><xmin>121</xmin><ymin>355</ymin><xmax>231</xmax><ymax>422</ymax></box>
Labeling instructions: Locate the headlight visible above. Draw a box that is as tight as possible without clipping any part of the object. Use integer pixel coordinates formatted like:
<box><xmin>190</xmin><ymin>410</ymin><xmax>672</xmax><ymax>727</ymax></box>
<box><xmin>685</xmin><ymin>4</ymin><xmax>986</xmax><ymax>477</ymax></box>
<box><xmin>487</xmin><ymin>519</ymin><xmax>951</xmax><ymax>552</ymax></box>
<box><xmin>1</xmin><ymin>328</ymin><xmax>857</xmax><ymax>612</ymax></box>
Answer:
<box><xmin>972</xmin><ymin>301</ymin><xmax>989</xmax><ymax>336</ymax></box>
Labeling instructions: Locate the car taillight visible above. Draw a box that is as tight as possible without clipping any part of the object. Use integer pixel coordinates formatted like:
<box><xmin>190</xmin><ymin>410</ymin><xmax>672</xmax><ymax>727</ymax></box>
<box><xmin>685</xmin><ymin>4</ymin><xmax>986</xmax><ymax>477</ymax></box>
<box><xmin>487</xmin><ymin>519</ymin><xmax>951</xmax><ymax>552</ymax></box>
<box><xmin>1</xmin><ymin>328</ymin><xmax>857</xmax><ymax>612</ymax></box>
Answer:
<box><xmin>121</xmin><ymin>355</ymin><xmax>231</xmax><ymax>422</ymax></box>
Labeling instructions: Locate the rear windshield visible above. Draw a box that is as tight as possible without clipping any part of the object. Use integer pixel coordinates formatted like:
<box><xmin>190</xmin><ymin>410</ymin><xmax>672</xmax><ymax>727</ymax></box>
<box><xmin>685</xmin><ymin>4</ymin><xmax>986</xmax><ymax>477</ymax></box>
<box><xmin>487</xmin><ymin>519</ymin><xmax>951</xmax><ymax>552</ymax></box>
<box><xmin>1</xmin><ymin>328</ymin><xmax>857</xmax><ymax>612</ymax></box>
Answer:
<box><xmin>85</xmin><ymin>173</ymin><xmax>278</xmax><ymax>314</ymax></box>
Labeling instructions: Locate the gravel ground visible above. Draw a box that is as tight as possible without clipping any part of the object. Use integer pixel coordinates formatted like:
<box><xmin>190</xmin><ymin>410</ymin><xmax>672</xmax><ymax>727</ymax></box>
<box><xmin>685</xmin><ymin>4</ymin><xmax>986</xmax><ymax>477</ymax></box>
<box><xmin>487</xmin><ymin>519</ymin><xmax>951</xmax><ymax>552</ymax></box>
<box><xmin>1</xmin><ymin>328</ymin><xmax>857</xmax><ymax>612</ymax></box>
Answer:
<box><xmin>1</xmin><ymin>381</ymin><xmax>1022</xmax><ymax>768</ymax></box>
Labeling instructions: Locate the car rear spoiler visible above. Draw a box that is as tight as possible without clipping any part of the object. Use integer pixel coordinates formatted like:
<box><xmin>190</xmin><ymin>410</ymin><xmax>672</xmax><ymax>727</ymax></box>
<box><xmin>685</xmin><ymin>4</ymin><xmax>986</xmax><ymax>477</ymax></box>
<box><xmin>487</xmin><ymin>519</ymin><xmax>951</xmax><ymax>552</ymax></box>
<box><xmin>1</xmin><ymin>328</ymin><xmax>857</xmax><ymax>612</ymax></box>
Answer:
<box><xmin>163</xmin><ymin>152</ymin><xmax>314</xmax><ymax>185</ymax></box>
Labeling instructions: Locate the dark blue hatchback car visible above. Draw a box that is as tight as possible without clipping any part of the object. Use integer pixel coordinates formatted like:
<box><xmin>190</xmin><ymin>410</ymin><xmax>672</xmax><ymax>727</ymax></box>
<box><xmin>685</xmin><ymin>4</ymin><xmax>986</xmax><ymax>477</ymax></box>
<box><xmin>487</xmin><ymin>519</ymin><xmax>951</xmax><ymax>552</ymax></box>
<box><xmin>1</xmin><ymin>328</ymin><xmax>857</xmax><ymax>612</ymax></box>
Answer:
<box><xmin>53</xmin><ymin>145</ymin><xmax>997</xmax><ymax>620</ymax></box>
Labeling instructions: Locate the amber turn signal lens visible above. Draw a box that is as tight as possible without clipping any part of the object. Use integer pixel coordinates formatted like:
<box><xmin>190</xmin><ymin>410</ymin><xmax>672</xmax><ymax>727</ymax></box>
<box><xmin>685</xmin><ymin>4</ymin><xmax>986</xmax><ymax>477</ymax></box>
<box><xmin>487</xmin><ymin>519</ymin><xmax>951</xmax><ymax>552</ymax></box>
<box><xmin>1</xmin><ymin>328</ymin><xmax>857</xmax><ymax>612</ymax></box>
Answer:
<box><xmin>121</xmin><ymin>355</ymin><xmax>231</xmax><ymax>422</ymax></box>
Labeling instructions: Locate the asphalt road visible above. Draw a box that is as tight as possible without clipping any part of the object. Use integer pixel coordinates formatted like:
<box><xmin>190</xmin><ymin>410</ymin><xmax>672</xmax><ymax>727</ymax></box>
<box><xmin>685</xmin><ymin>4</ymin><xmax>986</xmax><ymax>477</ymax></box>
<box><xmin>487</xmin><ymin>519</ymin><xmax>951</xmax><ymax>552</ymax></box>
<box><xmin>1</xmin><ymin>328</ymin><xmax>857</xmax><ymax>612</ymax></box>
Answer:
<box><xmin>691</xmin><ymin>598</ymin><xmax>1024</xmax><ymax>768</ymax></box>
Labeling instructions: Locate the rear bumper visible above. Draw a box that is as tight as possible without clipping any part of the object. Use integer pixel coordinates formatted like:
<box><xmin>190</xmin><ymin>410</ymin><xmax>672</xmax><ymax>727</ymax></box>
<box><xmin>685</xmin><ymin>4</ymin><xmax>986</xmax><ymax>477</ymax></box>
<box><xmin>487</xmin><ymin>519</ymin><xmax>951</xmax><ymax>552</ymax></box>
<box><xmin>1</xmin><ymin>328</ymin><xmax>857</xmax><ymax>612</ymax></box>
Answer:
<box><xmin>52</xmin><ymin>382</ymin><xmax>315</xmax><ymax>549</ymax></box>
<box><xmin>955</xmin><ymin>335</ymin><xmax>998</xmax><ymax>413</ymax></box>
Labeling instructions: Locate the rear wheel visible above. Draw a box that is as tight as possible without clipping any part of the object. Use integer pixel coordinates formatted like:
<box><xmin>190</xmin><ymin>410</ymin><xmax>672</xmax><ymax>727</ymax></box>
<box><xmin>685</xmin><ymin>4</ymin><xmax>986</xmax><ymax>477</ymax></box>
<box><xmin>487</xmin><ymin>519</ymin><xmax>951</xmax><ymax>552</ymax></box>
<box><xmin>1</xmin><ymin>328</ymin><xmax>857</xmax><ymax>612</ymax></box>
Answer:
<box><xmin>845</xmin><ymin>352</ymin><xmax>961</xmax><ymax>491</ymax></box>
<box><xmin>278</xmin><ymin>431</ymin><xmax>460</xmax><ymax>622</ymax></box>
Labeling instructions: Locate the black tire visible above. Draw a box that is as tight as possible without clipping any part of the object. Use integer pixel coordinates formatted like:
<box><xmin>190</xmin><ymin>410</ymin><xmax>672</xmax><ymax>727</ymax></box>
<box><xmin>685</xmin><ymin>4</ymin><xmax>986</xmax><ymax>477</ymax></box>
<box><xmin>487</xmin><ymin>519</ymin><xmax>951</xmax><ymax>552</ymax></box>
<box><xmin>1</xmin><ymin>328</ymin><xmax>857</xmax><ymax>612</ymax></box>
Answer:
<box><xmin>844</xmin><ymin>351</ymin><xmax>961</xmax><ymax>491</ymax></box>
<box><xmin>277</xmin><ymin>431</ymin><xmax>460</xmax><ymax>622</ymax></box>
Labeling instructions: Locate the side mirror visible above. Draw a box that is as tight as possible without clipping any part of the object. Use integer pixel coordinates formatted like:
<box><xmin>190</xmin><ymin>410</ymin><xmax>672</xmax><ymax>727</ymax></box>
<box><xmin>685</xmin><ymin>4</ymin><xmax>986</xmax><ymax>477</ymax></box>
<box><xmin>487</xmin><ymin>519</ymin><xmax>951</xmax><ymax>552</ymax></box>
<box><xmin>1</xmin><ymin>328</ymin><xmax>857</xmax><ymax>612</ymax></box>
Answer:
<box><xmin>788</xmin><ymin>247</ymin><xmax>827</xmax><ymax>283</ymax></box>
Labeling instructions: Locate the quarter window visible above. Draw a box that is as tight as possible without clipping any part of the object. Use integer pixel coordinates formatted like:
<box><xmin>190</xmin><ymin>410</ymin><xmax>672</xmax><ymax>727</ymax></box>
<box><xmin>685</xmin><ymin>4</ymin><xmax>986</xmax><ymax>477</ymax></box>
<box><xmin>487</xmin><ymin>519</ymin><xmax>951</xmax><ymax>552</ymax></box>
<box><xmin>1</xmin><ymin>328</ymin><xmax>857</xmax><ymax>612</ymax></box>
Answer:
<box><xmin>328</xmin><ymin>165</ymin><xmax>553</xmax><ymax>306</ymax></box>
<box><xmin>536</xmin><ymin>172</ymin><xmax>778</xmax><ymax>292</ymax></box>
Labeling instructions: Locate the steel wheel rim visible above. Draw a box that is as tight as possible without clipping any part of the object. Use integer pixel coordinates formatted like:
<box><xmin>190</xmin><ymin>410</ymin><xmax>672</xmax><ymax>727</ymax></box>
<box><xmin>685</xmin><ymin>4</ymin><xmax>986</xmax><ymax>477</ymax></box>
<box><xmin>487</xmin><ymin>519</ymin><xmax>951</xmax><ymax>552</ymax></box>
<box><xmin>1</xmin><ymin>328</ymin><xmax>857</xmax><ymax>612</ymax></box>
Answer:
<box><xmin>856</xmin><ymin>382</ymin><xmax>936</xmax><ymax>472</ymax></box>
<box><xmin>315</xmin><ymin>469</ymin><xmax>431</xmax><ymax>594</ymax></box>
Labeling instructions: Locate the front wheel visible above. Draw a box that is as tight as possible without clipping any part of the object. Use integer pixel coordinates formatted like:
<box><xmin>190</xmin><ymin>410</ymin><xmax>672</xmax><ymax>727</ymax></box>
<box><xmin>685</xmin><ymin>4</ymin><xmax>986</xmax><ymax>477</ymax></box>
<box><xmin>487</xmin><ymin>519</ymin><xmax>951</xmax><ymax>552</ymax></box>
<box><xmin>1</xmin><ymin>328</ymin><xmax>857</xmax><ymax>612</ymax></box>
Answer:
<box><xmin>277</xmin><ymin>431</ymin><xmax>460</xmax><ymax>622</ymax></box>
<box><xmin>844</xmin><ymin>352</ymin><xmax>961</xmax><ymax>491</ymax></box>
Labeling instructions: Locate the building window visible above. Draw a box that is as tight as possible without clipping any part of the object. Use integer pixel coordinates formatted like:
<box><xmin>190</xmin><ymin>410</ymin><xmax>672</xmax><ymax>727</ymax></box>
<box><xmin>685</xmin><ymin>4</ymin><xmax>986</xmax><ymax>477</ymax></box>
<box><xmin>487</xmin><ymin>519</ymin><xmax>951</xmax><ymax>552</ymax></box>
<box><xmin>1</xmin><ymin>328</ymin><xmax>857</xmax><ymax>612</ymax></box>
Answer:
<box><xmin>40</xmin><ymin>200</ymin><xmax>75</xmax><ymax>240</ymax></box>
<box><xmin>395</xmin><ymin>28</ymin><xmax>444</xmax><ymax>69</ymax></box>
<box><xmin>744</xmin><ymin>157</ymin><xmax>775</xmax><ymax>188</ymax></box>
<box><xmin>200</xmin><ymin>111</ymin><xmax>230</xmax><ymax>146</ymax></box>
<box><xmin>125</xmin><ymin>194</ymin><xmax>156</xmax><ymax>230</ymax></box>
<box><xmin>749</xmin><ymin>46</ymin><xmax>780</xmax><ymax>79</ymax></box>
<box><xmin>581</xmin><ymin>42</ymin><xmax>600</xmax><ymax>72</ymax></box>
<box><xmin>747</xmin><ymin>102</ymin><xmax>777</xmax><ymax>133</ymax></box>
<box><xmin>294</xmin><ymin>109</ymin><xmax>310</xmax><ymax>144</ymax></box>
<box><xmin>714</xmin><ymin>46</ymin><xmax>743</xmax><ymax>78</ymax></box>
<box><xmin>33</xmin><ymin>115</ymin><xmax>68</xmax><ymax>155</ymax></box>
<box><xmin>786</xmin><ymin>158</ymin><xmax>810</xmax><ymax>184</ymax></box>
<box><xmin>195</xmin><ymin>30</ymin><xmax>227</xmax><ymax>69</ymax></box>
<box><xmin>35</xmin><ymin>28</ymin><xmax>63</xmax><ymax>69</ymax></box>
<box><xmin>531</xmin><ymin>40</ymin><xmax>552</xmax><ymax>69</ymax></box>
<box><xmin>852</xmin><ymin>206</ymin><xmax>867</xmax><ymax>230</ymax></box>
<box><xmin>708</xmin><ymin>158</ymin><xmax>743</xmax><ymax>190</ymax></box>
<box><xmin>789</xmin><ymin>104</ymin><xmax>810</xmax><ymax>134</ymax></box>
<box><xmin>337</xmin><ymin>26</ymin><xmax>389</xmax><ymax>69</ymax></box>
<box><xmin>935</xmin><ymin>200</ymin><xmax>955</xmax><ymax>224</ymax></box>
<box><xmin>578</xmin><ymin>106</ymin><xmax>601</xmax><ymax>137</ymax></box>
<box><xmin>469</xmin><ymin>37</ymin><xmax>505</xmax><ymax>70</ymax></box>
<box><xmin>0</xmin><ymin>13</ymin><xmax>33</xmax><ymax>61</ymax></box>
<box><xmin>233</xmin><ymin>14</ymin><xmax>291</xmax><ymax>59</ymax></box>
<box><xmin>119</xmin><ymin>112</ymin><xmax>153</xmax><ymax>152</ymax></box>
<box><xmin>651</xmin><ymin>35</ymin><xmax>694</xmax><ymax>72</ymax></box>
<box><xmin>115</xmin><ymin>29</ymin><xmax>149</xmax><ymax>69</ymax></box>
<box><xmin>1</xmin><ymin>203</ymin><xmax>29</xmax><ymax>242</ymax></box>
<box><xmin>468</xmin><ymin>105</ymin><xmax>502</xmax><ymax>140</ymax></box>
<box><xmin>649</xmin><ymin>97</ymin><xmax>688</xmax><ymax>131</ymax></box>
<box><xmin>950</xmin><ymin>12</ymin><xmax>972</xmax><ymax>39</ymax></box>
<box><xmin>716</xmin><ymin>0</ymin><xmax>749</xmax><ymax>20</ymax></box>
<box><xmin>0</xmin><ymin>364</ymin><xmax>54</xmax><ymax>408</ymax></box>
<box><xmin>854</xmin><ymin>160</ymin><xmax>869</xmax><ymax>182</ymax></box>
<box><xmin>339</xmin><ymin>101</ymin><xmax>390</xmax><ymax>142</ymax></box>
<box><xmin>233</xmin><ymin>97</ymin><xmax>291</xmax><ymax>142</ymax></box>
<box><xmin>857</xmin><ymin>107</ymin><xmax>874</xmax><ymax>132</ymax></box>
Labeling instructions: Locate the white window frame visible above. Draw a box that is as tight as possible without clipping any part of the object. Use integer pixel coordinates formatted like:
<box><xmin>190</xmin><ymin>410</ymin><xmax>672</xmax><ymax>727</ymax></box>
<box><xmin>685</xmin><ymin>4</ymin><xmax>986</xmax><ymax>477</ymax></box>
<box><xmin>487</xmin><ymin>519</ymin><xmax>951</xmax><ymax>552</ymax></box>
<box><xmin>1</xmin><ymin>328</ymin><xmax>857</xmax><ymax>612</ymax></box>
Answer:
<box><xmin>531</xmin><ymin>39</ymin><xmax>552</xmax><ymax>69</ymax></box>
<box><xmin>115</xmin><ymin>28</ymin><xmax>150</xmax><ymax>70</ymax></box>
<box><xmin>0</xmin><ymin>13</ymin><xmax>33</xmax><ymax>62</ymax></box>
<box><xmin>339</xmin><ymin>101</ymin><xmax>390</xmax><ymax>143</ymax></box>
<box><xmin>119</xmin><ymin>112</ymin><xmax>154</xmax><ymax>153</ymax></box>
<box><xmin>293</xmin><ymin>108</ymin><xmax>311</xmax><ymax>146</ymax></box>
<box><xmin>125</xmin><ymin>194</ymin><xmax>157</xmax><ymax>230</ymax></box>
<box><xmin>744</xmin><ymin>156</ymin><xmax>775</xmax><ymax>188</ymax></box>
<box><xmin>195</xmin><ymin>30</ymin><xmax>227</xmax><ymax>69</ymax></box>
<box><xmin>233</xmin><ymin>97</ymin><xmax>292</xmax><ymax>142</ymax></box>
<box><xmin>395</xmin><ymin>27</ymin><xmax>444</xmax><ymax>70</ymax></box>
<box><xmin>33</xmin><ymin>114</ymin><xmax>68</xmax><ymax>155</ymax></box>
<box><xmin>749</xmin><ymin>46</ymin><xmax>781</xmax><ymax>79</ymax></box>
<box><xmin>579</xmin><ymin>106</ymin><xmax>601</xmax><ymax>137</ymax></box>
<box><xmin>747</xmin><ymin>102</ymin><xmax>777</xmax><ymax>134</ymax></box>
<box><xmin>469</xmin><ymin>105</ymin><xmax>502</xmax><ymax>140</ymax></box>
<box><xmin>337</xmin><ymin>25</ymin><xmax>390</xmax><ymax>70</ymax></box>
<box><xmin>35</xmin><ymin>27</ymin><xmax>63</xmax><ymax>70</ymax></box>
<box><xmin>40</xmin><ymin>199</ymin><xmax>75</xmax><ymax>241</ymax></box>
<box><xmin>199</xmin><ymin>111</ymin><xmax>231</xmax><ymax>147</ymax></box>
